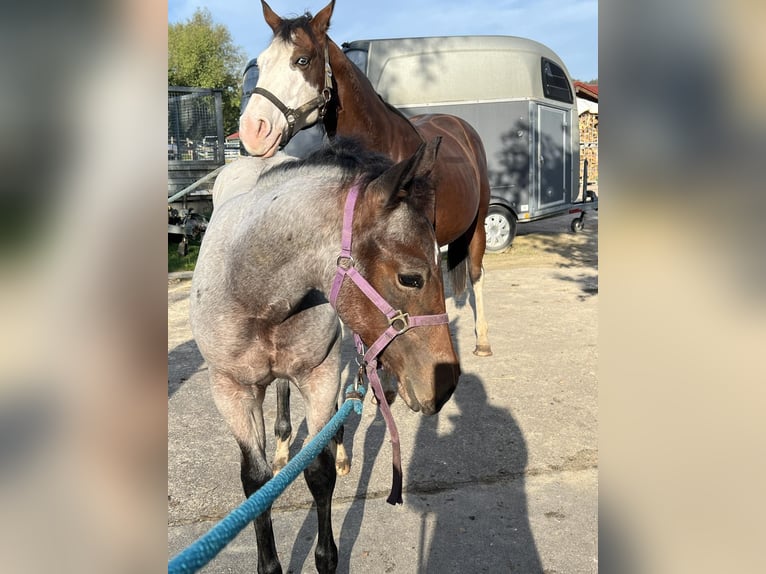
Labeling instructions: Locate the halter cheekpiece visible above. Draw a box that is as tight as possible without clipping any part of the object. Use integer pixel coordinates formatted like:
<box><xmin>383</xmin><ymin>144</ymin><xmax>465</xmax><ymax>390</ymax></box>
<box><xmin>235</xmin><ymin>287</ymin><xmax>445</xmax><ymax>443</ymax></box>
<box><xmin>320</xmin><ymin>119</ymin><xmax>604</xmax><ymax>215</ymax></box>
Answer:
<box><xmin>328</xmin><ymin>183</ymin><xmax>449</xmax><ymax>505</ymax></box>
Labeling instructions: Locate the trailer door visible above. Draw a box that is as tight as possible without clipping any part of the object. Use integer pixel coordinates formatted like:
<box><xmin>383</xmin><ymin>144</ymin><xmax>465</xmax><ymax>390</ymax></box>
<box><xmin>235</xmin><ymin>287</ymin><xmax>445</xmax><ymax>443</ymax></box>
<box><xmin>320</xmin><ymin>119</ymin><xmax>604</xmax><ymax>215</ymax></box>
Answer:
<box><xmin>536</xmin><ymin>104</ymin><xmax>569</xmax><ymax>209</ymax></box>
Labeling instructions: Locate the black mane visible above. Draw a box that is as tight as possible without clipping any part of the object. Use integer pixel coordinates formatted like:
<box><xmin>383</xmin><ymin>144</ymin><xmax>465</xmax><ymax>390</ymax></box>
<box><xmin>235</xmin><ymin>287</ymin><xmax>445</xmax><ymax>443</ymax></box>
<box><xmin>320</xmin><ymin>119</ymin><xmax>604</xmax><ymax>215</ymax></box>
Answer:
<box><xmin>303</xmin><ymin>137</ymin><xmax>393</xmax><ymax>176</ymax></box>
<box><xmin>264</xmin><ymin>137</ymin><xmax>393</xmax><ymax>188</ymax></box>
<box><xmin>266</xmin><ymin>137</ymin><xmax>436</xmax><ymax>215</ymax></box>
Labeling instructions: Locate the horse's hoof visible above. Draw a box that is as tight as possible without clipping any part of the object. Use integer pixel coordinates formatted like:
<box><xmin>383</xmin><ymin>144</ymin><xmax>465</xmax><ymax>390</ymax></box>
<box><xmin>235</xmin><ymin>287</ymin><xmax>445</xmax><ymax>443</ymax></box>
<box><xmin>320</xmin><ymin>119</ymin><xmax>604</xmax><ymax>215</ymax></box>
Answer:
<box><xmin>336</xmin><ymin>459</ymin><xmax>351</xmax><ymax>476</ymax></box>
<box><xmin>384</xmin><ymin>390</ymin><xmax>397</xmax><ymax>405</ymax></box>
<box><xmin>473</xmin><ymin>345</ymin><xmax>493</xmax><ymax>357</ymax></box>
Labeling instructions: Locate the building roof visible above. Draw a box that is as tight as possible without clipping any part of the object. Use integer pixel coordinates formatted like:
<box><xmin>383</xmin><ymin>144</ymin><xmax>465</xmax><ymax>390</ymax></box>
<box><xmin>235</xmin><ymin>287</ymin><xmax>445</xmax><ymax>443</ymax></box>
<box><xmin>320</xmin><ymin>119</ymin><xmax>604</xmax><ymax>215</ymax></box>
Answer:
<box><xmin>574</xmin><ymin>81</ymin><xmax>598</xmax><ymax>102</ymax></box>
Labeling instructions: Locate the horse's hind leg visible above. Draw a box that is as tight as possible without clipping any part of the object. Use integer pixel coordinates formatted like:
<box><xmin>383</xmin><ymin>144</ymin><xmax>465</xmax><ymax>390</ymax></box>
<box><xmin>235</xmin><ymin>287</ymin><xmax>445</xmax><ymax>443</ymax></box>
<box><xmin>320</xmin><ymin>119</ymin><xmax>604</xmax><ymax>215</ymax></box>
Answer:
<box><xmin>470</xmin><ymin>264</ymin><xmax>491</xmax><ymax>356</ymax></box>
<box><xmin>210</xmin><ymin>369</ymin><xmax>282</xmax><ymax>574</ymax></box>
<box><xmin>333</xmin><ymin>413</ymin><xmax>350</xmax><ymax>476</ymax></box>
<box><xmin>469</xmin><ymin>206</ymin><xmax>492</xmax><ymax>357</ymax></box>
<box><xmin>447</xmin><ymin>228</ymin><xmax>492</xmax><ymax>356</ymax></box>
<box><xmin>273</xmin><ymin>380</ymin><xmax>349</xmax><ymax>477</ymax></box>
<box><xmin>272</xmin><ymin>379</ymin><xmax>292</xmax><ymax>474</ymax></box>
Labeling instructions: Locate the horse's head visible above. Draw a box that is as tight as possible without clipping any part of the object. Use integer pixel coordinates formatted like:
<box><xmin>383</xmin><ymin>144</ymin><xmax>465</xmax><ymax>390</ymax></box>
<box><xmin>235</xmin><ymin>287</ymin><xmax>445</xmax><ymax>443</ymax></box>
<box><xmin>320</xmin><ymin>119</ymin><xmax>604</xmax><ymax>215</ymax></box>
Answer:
<box><xmin>240</xmin><ymin>1</ymin><xmax>336</xmax><ymax>157</ymax></box>
<box><xmin>334</xmin><ymin>137</ymin><xmax>460</xmax><ymax>415</ymax></box>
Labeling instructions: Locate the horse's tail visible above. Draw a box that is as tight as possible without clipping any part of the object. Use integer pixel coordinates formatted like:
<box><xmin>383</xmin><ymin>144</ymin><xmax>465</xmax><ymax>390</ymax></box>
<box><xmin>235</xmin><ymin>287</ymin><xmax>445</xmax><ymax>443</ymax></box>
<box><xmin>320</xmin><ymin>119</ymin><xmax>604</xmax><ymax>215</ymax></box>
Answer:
<box><xmin>446</xmin><ymin>235</ymin><xmax>469</xmax><ymax>298</ymax></box>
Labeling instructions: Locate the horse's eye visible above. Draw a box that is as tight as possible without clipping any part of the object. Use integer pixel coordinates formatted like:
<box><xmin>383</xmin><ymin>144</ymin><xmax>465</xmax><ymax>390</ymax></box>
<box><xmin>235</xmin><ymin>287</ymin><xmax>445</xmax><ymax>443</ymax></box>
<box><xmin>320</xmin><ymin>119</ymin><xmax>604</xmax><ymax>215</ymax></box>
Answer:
<box><xmin>398</xmin><ymin>273</ymin><xmax>424</xmax><ymax>289</ymax></box>
<box><xmin>295</xmin><ymin>56</ymin><xmax>310</xmax><ymax>67</ymax></box>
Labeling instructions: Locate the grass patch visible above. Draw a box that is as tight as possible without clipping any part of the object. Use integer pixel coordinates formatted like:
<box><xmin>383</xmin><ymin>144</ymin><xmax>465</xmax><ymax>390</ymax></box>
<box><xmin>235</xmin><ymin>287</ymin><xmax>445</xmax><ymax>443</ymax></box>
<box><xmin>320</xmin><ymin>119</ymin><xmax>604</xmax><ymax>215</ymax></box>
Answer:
<box><xmin>168</xmin><ymin>239</ymin><xmax>201</xmax><ymax>273</ymax></box>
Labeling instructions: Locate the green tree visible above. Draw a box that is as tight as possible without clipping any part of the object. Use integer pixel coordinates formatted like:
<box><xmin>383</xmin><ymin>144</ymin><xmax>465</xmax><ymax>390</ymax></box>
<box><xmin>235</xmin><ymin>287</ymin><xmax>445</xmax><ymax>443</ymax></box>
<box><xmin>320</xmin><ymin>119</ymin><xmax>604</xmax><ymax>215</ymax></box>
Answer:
<box><xmin>168</xmin><ymin>8</ymin><xmax>247</xmax><ymax>136</ymax></box>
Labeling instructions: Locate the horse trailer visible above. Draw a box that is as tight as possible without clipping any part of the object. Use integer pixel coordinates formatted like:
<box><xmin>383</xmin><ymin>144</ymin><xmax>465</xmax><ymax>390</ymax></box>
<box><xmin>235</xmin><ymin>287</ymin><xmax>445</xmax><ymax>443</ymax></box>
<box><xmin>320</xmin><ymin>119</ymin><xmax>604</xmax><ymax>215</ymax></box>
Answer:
<box><xmin>242</xmin><ymin>35</ymin><xmax>593</xmax><ymax>251</ymax></box>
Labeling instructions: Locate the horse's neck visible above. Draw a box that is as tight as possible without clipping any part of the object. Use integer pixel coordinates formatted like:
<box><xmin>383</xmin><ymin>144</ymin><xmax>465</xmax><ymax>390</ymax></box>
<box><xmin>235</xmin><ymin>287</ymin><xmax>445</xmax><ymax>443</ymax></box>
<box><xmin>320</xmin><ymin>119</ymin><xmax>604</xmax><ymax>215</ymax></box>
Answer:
<box><xmin>329</xmin><ymin>41</ymin><xmax>422</xmax><ymax>161</ymax></box>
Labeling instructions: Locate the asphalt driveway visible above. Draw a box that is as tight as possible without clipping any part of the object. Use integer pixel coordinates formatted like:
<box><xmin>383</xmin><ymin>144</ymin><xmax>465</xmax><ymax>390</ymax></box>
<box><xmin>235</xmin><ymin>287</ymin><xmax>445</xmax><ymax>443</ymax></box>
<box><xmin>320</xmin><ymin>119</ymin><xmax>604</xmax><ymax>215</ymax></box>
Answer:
<box><xmin>168</xmin><ymin>212</ymin><xmax>598</xmax><ymax>573</ymax></box>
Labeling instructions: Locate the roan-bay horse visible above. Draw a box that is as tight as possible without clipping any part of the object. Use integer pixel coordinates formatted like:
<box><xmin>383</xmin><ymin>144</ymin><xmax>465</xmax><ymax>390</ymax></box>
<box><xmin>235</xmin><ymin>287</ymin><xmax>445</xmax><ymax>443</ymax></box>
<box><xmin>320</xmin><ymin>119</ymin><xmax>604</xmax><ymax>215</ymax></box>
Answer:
<box><xmin>190</xmin><ymin>137</ymin><xmax>459</xmax><ymax>573</ymax></box>
<box><xmin>211</xmin><ymin>151</ymin><xmax>353</xmax><ymax>476</ymax></box>
<box><xmin>240</xmin><ymin>0</ymin><xmax>493</xmax><ymax>358</ymax></box>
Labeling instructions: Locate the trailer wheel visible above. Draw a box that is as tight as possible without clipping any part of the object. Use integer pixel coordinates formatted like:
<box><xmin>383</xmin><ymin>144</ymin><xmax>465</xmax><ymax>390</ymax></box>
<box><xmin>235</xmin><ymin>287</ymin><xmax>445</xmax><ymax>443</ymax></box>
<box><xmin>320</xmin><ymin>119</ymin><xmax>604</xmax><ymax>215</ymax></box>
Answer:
<box><xmin>484</xmin><ymin>205</ymin><xmax>516</xmax><ymax>252</ymax></box>
<box><xmin>571</xmin><ymin>217</ymin><xmax>584</xmax><ymax>233</ymax></box>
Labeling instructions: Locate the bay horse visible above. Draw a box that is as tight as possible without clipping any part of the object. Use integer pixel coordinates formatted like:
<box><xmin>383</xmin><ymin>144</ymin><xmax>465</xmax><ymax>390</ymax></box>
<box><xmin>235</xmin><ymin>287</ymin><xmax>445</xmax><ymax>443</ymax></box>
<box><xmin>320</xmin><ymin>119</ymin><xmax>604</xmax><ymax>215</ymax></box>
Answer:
<box><xmin>190</xmin><ymin>137</ymin><xmax>459</xmax><ymax>573</ymax></box>
<box><xmin>240</xmin><ymin>0</ymin><xmax>493</xmax><ymax>359</ymax></box>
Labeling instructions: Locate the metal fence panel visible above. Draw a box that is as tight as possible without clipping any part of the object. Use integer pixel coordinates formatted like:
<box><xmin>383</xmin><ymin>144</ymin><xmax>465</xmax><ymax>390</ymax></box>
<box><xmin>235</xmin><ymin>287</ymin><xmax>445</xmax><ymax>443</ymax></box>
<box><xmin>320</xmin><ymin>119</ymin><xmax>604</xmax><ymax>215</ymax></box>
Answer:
<box><xmin>168</xmin><ymin>87</ymin><xmax>224</xmax><ymax>165</ymax></box>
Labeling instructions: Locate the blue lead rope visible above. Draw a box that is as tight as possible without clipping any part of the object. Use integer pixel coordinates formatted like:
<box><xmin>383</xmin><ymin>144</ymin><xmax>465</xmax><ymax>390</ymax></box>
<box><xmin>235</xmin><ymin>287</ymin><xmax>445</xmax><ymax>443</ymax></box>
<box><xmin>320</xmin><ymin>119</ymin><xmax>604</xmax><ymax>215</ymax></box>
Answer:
<box><xmin>168</xmin><ymin>384</ymin><xmax>367</xmax><ymax>574</ymax></box>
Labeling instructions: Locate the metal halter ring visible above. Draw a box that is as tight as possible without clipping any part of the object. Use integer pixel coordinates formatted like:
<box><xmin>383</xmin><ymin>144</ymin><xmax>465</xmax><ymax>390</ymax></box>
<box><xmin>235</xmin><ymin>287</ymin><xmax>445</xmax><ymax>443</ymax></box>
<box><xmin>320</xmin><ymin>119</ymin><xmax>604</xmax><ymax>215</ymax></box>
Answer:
<box><xmin>388</xmin><ymin>311</ymin><xmax>410</xmax><ymax>334</ymax></box>
<box><xmin>336</xmin><ymin>255</ymin><xmax>355</xmax><ymax>269</ymax></box>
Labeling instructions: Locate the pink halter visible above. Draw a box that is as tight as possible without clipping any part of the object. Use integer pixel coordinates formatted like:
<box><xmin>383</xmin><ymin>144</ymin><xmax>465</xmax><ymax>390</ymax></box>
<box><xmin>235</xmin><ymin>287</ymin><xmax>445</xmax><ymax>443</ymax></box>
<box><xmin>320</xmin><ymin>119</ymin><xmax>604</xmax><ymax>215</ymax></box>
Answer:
<box><xmin>329</xmin><ymin>183</ymin><xmax>449</xmax><ymax>505</ymax></box>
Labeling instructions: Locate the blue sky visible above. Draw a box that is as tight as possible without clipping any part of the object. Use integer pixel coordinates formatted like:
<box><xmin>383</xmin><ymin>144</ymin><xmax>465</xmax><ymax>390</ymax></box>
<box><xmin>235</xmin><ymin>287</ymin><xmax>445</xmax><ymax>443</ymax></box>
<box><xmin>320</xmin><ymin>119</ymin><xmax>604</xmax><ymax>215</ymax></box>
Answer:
<box><xmin>168</xmin><ymin>0</ymin><xmax>598</xmax><ymax>81</ymax></box>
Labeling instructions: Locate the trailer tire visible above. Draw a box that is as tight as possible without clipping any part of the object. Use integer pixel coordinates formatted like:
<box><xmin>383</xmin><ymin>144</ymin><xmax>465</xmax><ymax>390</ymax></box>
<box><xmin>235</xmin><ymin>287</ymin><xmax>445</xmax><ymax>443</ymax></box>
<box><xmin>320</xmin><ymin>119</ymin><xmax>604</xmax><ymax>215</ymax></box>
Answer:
<box><xmin>571</xmin><ymin>217</ymin><xmax>584</xmax><ymax>233</ymax></box>
<box><xmin>484</xmin><ymin>205</ymin><xmax>517</xmax><ymax>252</ymax></box>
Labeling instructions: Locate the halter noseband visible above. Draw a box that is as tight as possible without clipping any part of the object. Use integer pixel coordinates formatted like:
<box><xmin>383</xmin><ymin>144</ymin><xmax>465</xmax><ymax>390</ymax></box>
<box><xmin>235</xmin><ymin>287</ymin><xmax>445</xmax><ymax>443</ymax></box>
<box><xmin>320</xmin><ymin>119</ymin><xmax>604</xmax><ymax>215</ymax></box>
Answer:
<box><xmin>329</xmin><ymin>183</ymin><xmax>449</xmax><ymax>505</ymax></box>
<box><xmin>247</xmin><ymin>43</ymin><xmax>333</xmax><ymax>149</ymax></box>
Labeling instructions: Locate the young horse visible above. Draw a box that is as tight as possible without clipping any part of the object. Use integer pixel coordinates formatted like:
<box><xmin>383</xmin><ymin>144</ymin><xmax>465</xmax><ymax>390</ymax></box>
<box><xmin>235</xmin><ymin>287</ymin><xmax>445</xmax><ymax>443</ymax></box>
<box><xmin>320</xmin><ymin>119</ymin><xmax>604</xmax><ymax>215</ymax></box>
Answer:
<box><xmin>211</xmin><ymin>151</ymin><xmax>352</xmax><ymax>477</ymax></box>
<box><xmin>190</xmin><ymin>138</ymin><xmax>459</xmax><ymax>573</ymax></box>
<box><xmin>241</xmin><ymin>0</ymin><xmax>493</xmax><ymax>358</ymax></box>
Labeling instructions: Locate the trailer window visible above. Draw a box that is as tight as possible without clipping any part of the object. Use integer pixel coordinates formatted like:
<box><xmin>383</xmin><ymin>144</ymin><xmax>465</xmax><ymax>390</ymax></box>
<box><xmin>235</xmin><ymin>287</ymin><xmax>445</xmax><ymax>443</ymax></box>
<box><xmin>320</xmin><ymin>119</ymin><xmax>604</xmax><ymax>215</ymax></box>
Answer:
<box><xmin>541</xmin><ymin>58</ymin><xmax>573</xmax><ymax>103</ymax></box>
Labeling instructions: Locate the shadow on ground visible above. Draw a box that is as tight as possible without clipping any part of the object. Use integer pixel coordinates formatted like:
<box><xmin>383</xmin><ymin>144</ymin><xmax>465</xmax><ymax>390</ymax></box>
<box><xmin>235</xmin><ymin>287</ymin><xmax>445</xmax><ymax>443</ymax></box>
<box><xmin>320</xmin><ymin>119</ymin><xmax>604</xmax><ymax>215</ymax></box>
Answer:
<box><xmin>168</xmin><ymin>339</ymin><xmax>204</xmax><ymax>397</ymax></box>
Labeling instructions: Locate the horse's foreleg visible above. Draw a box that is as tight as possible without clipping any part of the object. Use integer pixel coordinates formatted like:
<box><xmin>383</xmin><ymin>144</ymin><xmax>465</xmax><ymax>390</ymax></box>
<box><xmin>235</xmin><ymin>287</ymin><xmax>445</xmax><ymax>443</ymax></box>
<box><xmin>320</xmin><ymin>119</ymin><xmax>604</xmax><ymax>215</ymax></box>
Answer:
<box><xmin>304</xmin><ymin>445</ymin><xmax>338</xmax><ymax>573</ymax></box>
<box><xmin>272</xmin><ymin>379</ymin><xmax>292</xmax><ymax>474</ymax></box>
<box><xmin>296</xmin><ymin>335</ymin><xmax>341</xmax><ymax>574</ymax></box>
<box><xmin>241</xmin><ymin>442</ymin><xmax>282</xmax><ymax>574</ymax></box>
<box><xmin>210</xmin><ymin>370</ymin><xmax>282</xmax><ymax>574</ymax></box>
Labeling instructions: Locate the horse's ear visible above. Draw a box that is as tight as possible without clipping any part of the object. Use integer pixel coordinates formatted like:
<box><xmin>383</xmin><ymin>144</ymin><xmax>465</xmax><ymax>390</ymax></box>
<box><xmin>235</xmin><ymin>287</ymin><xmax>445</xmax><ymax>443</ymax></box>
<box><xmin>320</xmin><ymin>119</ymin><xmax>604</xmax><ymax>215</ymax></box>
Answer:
<box><xmin>369</xmin><ymin>137</ymin><xmax>441</xmax><ymax>210</ymax></box>
<box><xmin>412</xmin><ymin>136</ymin><xmax>441</xmax><ymax>181</ymax></box>
<box><xmin>310</xmin><ymin>0</ymin><xmax>335</xmax><ymax>36</ymax></box>
<box><xmin>261</xmin><ymin>0</ymin><xmax>282</xmax><ymax>33</ymax></box>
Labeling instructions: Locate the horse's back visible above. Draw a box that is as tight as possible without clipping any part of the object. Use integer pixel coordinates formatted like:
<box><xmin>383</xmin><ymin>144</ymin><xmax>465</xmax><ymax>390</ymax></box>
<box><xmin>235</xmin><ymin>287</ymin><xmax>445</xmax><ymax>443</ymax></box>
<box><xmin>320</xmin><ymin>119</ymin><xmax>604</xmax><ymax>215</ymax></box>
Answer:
<box><xmin>409</xmin><ymin>113</ymin><xmax>490</xmax><ymax>244</ymax></box>
<box><xmin>212</xmin><ymin>153</ymin><xmax>296</xmax><ymax>208</ymax></box>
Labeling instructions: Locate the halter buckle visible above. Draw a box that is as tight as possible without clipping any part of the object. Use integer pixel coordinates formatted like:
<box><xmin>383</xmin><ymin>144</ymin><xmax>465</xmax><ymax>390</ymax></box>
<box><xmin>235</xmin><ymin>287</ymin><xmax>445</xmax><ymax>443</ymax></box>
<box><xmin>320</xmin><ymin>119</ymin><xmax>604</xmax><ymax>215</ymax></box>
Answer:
<box><xmin>389</xmin><ymin>311</ymin><xmax>410</xmax><ymax>334</ymax></box>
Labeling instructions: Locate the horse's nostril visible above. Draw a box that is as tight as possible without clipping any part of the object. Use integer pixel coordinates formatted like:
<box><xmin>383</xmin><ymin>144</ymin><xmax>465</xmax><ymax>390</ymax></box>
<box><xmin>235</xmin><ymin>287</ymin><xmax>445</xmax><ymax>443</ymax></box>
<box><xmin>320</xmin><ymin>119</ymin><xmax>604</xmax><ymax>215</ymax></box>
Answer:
<box><xmin>240</xmin><ymin>115</ymin><xmax>271</xmax><ymax>144</ymax></box>
<box><xmin>255</xmin><ymin>119</ymin><xmax>272</xmax><ymax>139</ymax></box>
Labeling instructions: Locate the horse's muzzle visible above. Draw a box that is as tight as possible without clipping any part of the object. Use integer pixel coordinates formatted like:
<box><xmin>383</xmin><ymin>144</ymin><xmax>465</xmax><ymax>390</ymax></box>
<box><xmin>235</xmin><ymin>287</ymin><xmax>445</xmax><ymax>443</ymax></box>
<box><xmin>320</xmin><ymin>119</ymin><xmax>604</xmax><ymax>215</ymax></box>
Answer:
<box><xmin>419</xmin><ymin>361</ymin><xmax>461</xmax><ymax>415</ymax></box>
